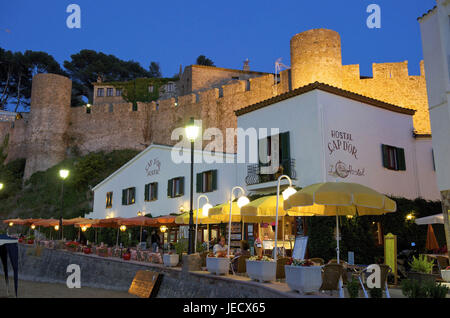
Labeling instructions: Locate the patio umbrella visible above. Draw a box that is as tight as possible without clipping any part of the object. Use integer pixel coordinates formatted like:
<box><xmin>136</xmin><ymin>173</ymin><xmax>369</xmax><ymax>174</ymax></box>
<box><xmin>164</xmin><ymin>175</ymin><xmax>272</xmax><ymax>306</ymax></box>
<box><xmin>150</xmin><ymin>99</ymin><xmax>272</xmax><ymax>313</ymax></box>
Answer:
<box><xmin>2</xmin><ymin>218</ymin><xmax>25</xmax><ymax>226</ymax></box>
<box><xmin>74</xmin><ymin>219</ymin><xmax>101</xmax><ymax>243</ymax></box>
<box><xmin>284</xmin><ymin>182</ymin><xmax>397</xmax><ymax>262</ymax></box>
<box><xmin>94</xmin><ymin>218</ymin><xmax>126</xmax><ymax>247</ymax></box>
<box><xmin>415</xmin><ymin>214</ymin><xmax>444</xmax><ymax>225</ymax></box>
<box><xmin>0</xmin><ymin>234</ymin><xmax>19</xmax><ymax>297</ymax></box>
<box><xmin>426</xmin><ymin>224</ymin><xmax>439</xmax><ymax>251</ymax></box>
<box><xmin>151</xmin><ymin>215</ymin><xmax>177</xmax><ymax>226</ymax></box>
<box><xmin>34</xmin><ymin>219</ymin><xmax>60</xmax><ymax>227</ymax></box>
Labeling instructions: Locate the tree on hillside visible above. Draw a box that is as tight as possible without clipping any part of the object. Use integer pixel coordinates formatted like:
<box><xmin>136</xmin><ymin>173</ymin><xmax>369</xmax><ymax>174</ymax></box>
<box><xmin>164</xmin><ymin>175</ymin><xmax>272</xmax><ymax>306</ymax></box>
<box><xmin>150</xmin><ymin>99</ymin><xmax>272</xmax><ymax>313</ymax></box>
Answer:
<box><xmin>196</xmin><ymin>55</ymin><xmax>215</xmax><ymax>66</ymax></box>
<box><xmin>0</xmin><ymin>48</ymin><xmax>66</xmax><ymax>111</ymax></box>
<box><xmin>63</xmin><ymin>50</ymin><xmax>151</xmax><ymax>105</ymax></box>
<box><xmin>149</xmin><ymin>61</ymin><xmax>162</xmax><ymax>78</ymax></box>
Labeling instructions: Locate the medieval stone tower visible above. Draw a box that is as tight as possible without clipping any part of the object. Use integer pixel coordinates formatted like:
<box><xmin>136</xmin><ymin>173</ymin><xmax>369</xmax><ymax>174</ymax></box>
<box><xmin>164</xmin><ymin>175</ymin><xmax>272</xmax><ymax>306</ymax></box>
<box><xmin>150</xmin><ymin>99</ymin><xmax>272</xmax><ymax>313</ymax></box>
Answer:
<box><xmin>0</xmin><ymin>28</ymin><xmax>430</xmax><ymax>181</ymax></box>
<box><xmin>290</xmin><ymin>28</ymin><xmax>343</xmax><ymax>89</ymax></box>
<box><xmin>23</xmin><ymin>74</ymin><xmax>72</xmax><ymax>179</ymax></box>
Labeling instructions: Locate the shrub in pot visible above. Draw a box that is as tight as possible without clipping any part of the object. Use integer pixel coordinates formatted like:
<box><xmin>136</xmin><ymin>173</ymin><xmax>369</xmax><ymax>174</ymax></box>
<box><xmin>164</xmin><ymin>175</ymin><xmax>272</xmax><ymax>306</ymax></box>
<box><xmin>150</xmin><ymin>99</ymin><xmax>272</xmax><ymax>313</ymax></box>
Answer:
<box><xmin>408</xmin><ymin>255</ymin><xmax>435</xmax><ymax>284</ymax></box>
<box><xmin>424</xmin><ymin>281</ymin><xmax>449</xmax><ymax>298</ymax></box>
<box><xmin>284</xmin><ymin>259</ymin><xmax>322</xmax><ymax>294</ymax></box>
<box><xmin>401</xmin><ymin>279</ymin><xmax>428</xmax><ymax>298</ymax></box>
<box><xmin>27</xmin><ymin>235</ymin><xmax>35</xmax><ymax>244</ymax></box>
<box><xmin>83</xmin><ymin>246</ymin><xmax>92</xmax><ymax>254</ymax></box>
<box><xmin>65</xmin><ymin>241</ymin><xmax>79</xmax><ymax>252</ymax></box>
<box><xmin>163</xmin><ymin>252</ymin><xmax>180</xmax><ymax>267</ymax></box>
<box><xmin>206</xmin><ymin>253</ymin><xmax>230</xmax><ymax>275</ymax></box>
<box><xmin>122</xmin><ymin>248</ymin><xmax>131</xmax><ymax>261</ymax></box>
<box><xmin>246</xmin><ymin>256</ymin><xmax>276</xmax><ymax>283</ymax></box>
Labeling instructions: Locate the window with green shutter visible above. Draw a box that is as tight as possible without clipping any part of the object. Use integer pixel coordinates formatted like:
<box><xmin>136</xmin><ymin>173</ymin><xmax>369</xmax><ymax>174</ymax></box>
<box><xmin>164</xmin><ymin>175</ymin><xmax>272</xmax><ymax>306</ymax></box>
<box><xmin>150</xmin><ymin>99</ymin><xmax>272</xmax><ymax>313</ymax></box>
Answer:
<box><xmin>106</xmin><ymin>192</ymin><xmax>113</xmax><ymax>208</ymax></box>
<box><xmin>122</xmin><ymin>189</ymin><xmax>127</xmax><ymax>205</ymax></box>
<box><xmin>144</xmin><ymin>184</ymin><xmax>150</xmax><ymax>201</ymax></box>
<box><xmin>168</xmin><ymin>179</ymin><xmax>173</xmax><ymax>197</ymax></box>
<box><xmin>381</xmin><ymin>144</ymin><xmax>406</xmax><ymax>171</ymax></box>
<box><xmin>196</xmin><ymin>170</ymin><xmax>217</xmax><ymax>193</ymax></box>
<box><xmin>196</xmin><ymin>173</ymin><xmax>203</xmax><ymax>193</ymax></box>
<box><xmin>122</xmin><ymin>187</ymin><xmax>136</xmax><ymax>205</ymax></box>
<box><xmin>168</xmin><ymin>177</ymin><xmax>184</xmax><ymax>198</ymax></box>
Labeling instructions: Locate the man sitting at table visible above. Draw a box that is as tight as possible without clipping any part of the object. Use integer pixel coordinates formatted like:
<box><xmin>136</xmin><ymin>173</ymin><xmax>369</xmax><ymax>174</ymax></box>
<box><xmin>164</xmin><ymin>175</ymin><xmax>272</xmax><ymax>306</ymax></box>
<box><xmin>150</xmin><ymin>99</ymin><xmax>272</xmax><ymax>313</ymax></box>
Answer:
<box><xmin>213</xmin><ymin>236</ymin><xmax>228</xmax><ymax>257</ymax></box>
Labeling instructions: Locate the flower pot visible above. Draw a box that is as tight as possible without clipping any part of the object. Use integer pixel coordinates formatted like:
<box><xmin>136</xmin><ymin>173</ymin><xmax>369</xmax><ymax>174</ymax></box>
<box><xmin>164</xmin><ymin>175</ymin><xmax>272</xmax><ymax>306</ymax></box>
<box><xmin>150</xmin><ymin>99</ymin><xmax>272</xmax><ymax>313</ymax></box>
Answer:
<box><xmin>408</xmin><ymin>271</ymin><xmax>436</xmax><ymax>284</ymax></box>
<box><xmin>18</xmin><ymin>238</ymin><xmax>23</xmax><ymax>243</ymax></box>
<box><xmin>246</xmin><ymin>260</ymin><xmax>276</xmax><ymax>282</ymax></box>
<box><xmin>441</xmin><ymin>270</ymin><xmax>450</xmax><ymax>283</ymax></box>
<box><xmin>27</xmin><ymin>240</ymin><xmax>34</xmax><ymax>245</ymax></box>
<box><xmin>123</xmin><ymin>253</ymin><xmax>131</xmax><ymax>261</ymax></box>
<box><xmin>285</xmin><ymin>265</ymin><xmax>322</xmax><ymax>294</ymax></box>
<box><xmin>83</xmin><ymin>247</ymin><xmax>92</xmax><ymax>254</ymax></box>
<box><xmin>163</xmin><ymin>254</ymin><xmax>179</xmax><ymax>267</ymax></box>
<box><xmin>206</xmin><ymin>257</ymin><xmax>230</xmax><ymax>275</ymax></box>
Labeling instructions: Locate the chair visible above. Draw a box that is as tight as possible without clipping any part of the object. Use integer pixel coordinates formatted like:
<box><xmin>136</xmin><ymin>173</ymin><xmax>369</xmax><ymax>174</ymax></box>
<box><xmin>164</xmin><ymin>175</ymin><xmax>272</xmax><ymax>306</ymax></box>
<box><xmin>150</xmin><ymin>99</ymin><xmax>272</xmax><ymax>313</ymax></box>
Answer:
<box><xmin>356</xmin><ymin>264</ymin><xmax>392</xmax><ymax>298</ymax></box>
<box><xmin>276</xmin><ymin>257</ymin><xmax>290</xmax><ymax>279</ymax></box>
<box><xmin>231</xmin><ymin>254</ymin><xmax>250</xmax><ymax>274</ymax></box>
<box><xmin>319</xmin><ymin>263</ymin><xmax>346</xmax><ymax>297</ymax></box>
<box><xmin>436</xmin><ymin>256</ymin><xmax>449</xmax><ymax>271</ymax></box>
<box><xmin>310</xmin><ymin>258</ymin><xmax>325</xmax><ymax>266</ymax></box>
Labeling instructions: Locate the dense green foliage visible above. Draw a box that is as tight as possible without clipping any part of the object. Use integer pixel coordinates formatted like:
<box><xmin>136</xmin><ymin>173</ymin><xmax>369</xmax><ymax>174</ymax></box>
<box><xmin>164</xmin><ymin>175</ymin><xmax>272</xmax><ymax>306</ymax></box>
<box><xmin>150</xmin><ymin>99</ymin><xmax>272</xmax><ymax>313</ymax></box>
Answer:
<box><xmin>409</xmin><ymin>255</ymin><xmax>434</xmax><ymax>274</ymax></box>
<box><xmin>110</xmin><ymin>77</ymin><xmax>175</xmax><ymax>104</ymax></box>
<box><xmin>0</xmin><ymin>149</ymin><xmax>139</xmax><ymax>222</ymax></box>
<box><xmin>401</xmin><ymin>279</ymin><xmax>449</xmax><ymax>298</ymax></box>
<box><xmin>196</xmin><ymin>55</ymin><xmax>215</xmax><ymax>66</ymax></box>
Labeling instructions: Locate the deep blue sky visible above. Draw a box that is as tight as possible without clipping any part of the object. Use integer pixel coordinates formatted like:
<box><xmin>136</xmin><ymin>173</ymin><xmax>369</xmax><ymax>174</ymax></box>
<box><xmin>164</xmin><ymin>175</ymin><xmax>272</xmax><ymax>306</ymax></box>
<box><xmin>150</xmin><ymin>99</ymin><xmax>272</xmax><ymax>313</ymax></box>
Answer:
<box><xmin>0</xmin><ymin>0</ymin><xmax>436</xmax><ymax>77</ymax></box>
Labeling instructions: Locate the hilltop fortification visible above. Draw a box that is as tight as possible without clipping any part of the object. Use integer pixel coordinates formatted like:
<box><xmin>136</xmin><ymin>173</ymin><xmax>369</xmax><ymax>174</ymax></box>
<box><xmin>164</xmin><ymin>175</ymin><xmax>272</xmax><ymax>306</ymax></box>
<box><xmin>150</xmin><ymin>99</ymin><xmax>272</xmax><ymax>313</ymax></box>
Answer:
<box><xmin>0</xmin><ymin>29</ymin><xmax>430</xmax><ymax>179</ymax></box>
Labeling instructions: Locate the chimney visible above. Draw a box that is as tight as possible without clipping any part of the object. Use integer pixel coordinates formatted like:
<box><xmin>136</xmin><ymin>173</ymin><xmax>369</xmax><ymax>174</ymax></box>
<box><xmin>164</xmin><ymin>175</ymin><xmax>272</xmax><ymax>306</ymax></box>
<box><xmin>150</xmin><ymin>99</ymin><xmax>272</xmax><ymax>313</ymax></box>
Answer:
<box><xmin>243</xmin><ymin>59</ymin><xmax>250</xmax><ymax>71</ymax></box>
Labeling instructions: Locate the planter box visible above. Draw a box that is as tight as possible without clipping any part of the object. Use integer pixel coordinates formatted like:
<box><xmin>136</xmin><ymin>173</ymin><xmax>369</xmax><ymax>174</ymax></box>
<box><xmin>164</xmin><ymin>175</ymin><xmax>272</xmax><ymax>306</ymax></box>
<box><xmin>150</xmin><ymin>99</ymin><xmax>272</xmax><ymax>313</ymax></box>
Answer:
<box><xmin>441</xmin><ymin>270</ymin><xmax>450</xmax><ymax>283</ymax></box>
<box><xmin>163</xmin><ymin>254</ymin><xmax>180</xmax><ymax>267</ymax></box>
<box><xmin>246</xmin><ymin>260</ymin><xmax>276</xmax><ymax>282</ymax></box>
<box><xmin>408</xmin><ymin>272</ymin><xmax>436</xmax><ymax>284</ymax></box>
<box><xmin>206</xmin><ymin>257</ymin><xmax>230</xmax><ymax>275</ymax></box>
<box><xmin>285</xmin><ymin>265</ymin><xmax>322</xmax><ymax>294</ymax></box>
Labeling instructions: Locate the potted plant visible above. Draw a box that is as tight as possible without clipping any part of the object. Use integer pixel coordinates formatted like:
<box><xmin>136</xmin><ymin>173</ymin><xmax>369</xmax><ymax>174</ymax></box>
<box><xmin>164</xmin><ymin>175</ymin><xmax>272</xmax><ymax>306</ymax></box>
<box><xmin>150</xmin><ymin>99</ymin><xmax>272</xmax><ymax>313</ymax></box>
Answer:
<box><xmin>369</xmin><ymin>287</ymin><xmax>383</xmax><ymax>298</ymax></box>
<box><xmin>246</xmin><ymin>256</ymin><xmax>276</xmax><ymax>283</ymax></box>
<box><xmin>206</xmin><ymin>253</ymin><xmax>230</xmax><ymax>275</ymax></box>
<box><xmin>83</xmin><ymin>245</ymin><xmax>92</xmax><ymax>254</ymax></box>
<box><xmin>284</xmin><ymin>259</ymin><xmax>322</xmax><ymax>294</ymax></box>
<box><xmin>18</xmin><ymin>237</ymin><xmax>24</xmax><ymax>243</ymax></box>
<box><xmin>163</xmin><ymin>252</ymin><xmax>180</xmax><ymax>267</ymax></box>
<box><xmin>65</xmin><ymin>241</ymin><xmax>79</xmax><ymax>252</ymax></box>
<box><xmin>174</xmin><ymin>239</ymin><xmax>188</xmax><ymax>264</ymax></box>
<box><xmin>408</xmin><ymin>255</ymin><xmax>436</xmax><ymax>284</ymax></box>
<box><xmin>97</xmin><ymin>246</ymin><xmax>109</xmax><ymax>257</ymax></box>
<box><xmin>122</xmin><ymin>248</ymin><xmax>131</xmax><ymax>261</ymax></box>
<box><xmin>441</xmin><ymin>266</ymin><xmax>450</xmax><ymax>283</ymax></box>
<box><xmin>424</xmin><ymin>281</ymin><xmax>449</xmax><ymax>298</ymax></box>
<box><xmin>27</xmin><ymin>235</ymin><xmax>35</xmax><ymax>245</ymax></box>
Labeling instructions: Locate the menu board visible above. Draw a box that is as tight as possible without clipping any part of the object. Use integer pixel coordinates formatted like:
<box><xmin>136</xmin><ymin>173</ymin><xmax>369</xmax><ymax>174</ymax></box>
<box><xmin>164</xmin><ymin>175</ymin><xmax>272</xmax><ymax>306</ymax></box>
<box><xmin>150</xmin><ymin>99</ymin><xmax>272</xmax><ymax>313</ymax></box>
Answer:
<box><xmin>128</xmin><ymin>270</ymin><xmax>163</xmax><ymax>298</ymax></box>
<box><xmin>226</xmin><ymin>222</ymin><xmax>242</xmax><ymax>248</ymax></box>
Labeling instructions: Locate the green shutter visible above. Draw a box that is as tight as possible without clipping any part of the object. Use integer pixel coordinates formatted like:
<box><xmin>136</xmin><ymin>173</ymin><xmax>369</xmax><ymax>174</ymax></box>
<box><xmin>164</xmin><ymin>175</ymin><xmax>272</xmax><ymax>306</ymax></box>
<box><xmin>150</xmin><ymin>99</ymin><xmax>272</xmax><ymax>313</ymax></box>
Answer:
<box><xmin>180</xmin><ymin>177</ymin><xmax>185</xmax><ymax>195</ymax></box>
<box><xmin>397</xmin><ymin>147</ymin><xmax>406</xmax><ymax>171</ymax></box>
<box><xmin>153</xmin><ymin>183</ymin><xmax>158</xmax><ymax>200</ymax></box>
<box><xmin>212</xmin><ymin>170</ymin><xmax>218</xmax><ymax>190</ymax></box>
<box><xmin>130</xmin><ymin>187</ymin><xmax>136</xmax><ymax>203</ymax></box>
<box><xmin>144</xmin><ymin>184</ymin><xmax>149</xmax><ymax>201</ymax></box>
<box><xmin>122</xmin><ymin>189</ymin><xmax>127</xmax><ymax>205</ymax></box>
<box><xmin>280</xmin><ymin>132</ymin><xmax>291</xmax><ymax>176</ymax></box>
<box><xmin>168</xmin><ymin>179</ymin><xmax>173</xmax><ymax>197</ymax></box>
<box><xmin>381</xmin><ymin>144</ymin><xmax>389</xmax><ymax>168</ymax></box>
<box><xmin>196</xmin><ymin>173</ymin><xmax>203</xmax><ymax>193</ymax></box>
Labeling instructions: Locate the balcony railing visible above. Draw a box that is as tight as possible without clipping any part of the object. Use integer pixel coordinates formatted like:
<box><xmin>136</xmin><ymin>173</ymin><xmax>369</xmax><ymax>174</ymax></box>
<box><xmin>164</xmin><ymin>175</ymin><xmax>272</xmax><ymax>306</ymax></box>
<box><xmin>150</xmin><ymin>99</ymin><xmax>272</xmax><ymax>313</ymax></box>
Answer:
<box><xmin>245</xmin><ymin>158</ymin><xmax>296</xmax><ymax>186</ymax></box>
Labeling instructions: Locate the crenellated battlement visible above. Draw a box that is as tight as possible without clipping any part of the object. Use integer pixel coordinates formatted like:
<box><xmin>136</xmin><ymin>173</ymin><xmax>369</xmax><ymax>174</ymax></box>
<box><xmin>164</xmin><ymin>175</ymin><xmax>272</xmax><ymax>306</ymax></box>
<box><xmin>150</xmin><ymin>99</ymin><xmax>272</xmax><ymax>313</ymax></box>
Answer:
<box><xmin>1</xmin><ymin>28</ymin><xmax>431</xmax><ymax>179</ymax></box>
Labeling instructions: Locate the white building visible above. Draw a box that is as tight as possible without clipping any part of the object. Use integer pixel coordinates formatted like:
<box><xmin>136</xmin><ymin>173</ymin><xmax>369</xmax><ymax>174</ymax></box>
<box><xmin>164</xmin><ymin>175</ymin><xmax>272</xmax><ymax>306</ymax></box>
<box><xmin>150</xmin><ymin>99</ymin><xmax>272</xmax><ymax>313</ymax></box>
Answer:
<box><xmin>91</xmin><ymin>83</ymin><xmax>441</xmax><ymax>222</ymax></box>
<box><xmin>418</xmin><ymin>0</ymin><xmax>450</xmax><ymax>249</ymax></box>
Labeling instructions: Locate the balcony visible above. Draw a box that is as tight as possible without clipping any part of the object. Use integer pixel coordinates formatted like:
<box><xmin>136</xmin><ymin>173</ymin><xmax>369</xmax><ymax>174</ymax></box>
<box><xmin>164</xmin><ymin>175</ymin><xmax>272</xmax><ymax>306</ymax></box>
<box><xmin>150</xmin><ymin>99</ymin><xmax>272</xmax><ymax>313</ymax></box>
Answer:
<box><xmin>245</xmin><ymin>159</ymin><xmax>296</xmax><ymax>186</ymax></box>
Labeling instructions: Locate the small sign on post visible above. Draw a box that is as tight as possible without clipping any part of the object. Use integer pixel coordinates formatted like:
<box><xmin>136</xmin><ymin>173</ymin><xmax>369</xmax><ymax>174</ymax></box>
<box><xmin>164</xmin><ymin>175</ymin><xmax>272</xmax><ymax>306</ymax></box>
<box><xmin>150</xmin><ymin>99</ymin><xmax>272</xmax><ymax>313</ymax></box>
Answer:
<box><xmin>384</xmin><ymin>233</ymin><xmax>397</xmax><ymax>286</ymax></box>
<box><xmin>348</xmin><ymin>251</ymin><xmax>354</xmax><ymax>265</ymax></box>
<box><xmin>128</xmin><ymin>270</ymin><xmax>163</xmax><ymax>298</ymax></box>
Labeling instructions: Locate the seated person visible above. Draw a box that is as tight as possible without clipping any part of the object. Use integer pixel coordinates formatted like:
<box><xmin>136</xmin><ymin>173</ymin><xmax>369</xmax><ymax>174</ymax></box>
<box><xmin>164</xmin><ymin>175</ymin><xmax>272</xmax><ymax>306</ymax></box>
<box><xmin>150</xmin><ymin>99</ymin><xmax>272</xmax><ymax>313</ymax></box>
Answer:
<box><xmin>213</xmin><ymin>236</ymin><xmax>228</xmax><ymax>257</ymax></box>
<box><xmin>232</xmin><ymin>240</ymin><xmax>250</xmax><ymax>272</ymax></box>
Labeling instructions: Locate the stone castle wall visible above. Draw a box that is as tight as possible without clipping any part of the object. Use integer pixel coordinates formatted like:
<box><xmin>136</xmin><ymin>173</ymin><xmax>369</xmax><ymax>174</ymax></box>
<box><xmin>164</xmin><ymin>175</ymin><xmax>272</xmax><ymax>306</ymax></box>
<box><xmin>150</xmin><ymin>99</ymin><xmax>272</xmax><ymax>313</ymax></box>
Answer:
<box><xmin>3</xmin><ymin>28</ymin><xmax>431</xmax><ymax>179</ymax></box>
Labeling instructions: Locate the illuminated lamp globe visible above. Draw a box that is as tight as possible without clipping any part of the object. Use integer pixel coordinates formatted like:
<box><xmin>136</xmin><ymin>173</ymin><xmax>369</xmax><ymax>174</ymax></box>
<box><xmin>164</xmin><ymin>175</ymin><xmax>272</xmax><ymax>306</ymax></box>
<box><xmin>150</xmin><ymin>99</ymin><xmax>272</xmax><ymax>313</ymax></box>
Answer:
<box><xmin>59</xmin><ymin>169</ymin><xmax>69</xmax><ymax>179</ymax></box>
<box><xmin>160</xmin><ymin>225</ymin><xmax>168</xmax><ymax>233</ymax></box>
<box><xmin>81</xmin><ymin>226</ymin><xmax>87</xmax><ymax>232</ymax></box>
<box><xmin>54</xmin><ymin>225</ymin><xmax>60</xmax><ymax>231</ymax></box>
<box><xmin>237</xmin><ymin>196</ymin><xmax>250</xmax><ymax>208</ymax></box>
<box><xmin>8</xmin><ymin>222</ymin><xmax>13</xmax><ymax>227</ymax></box>
<box><xmin>120</xmin><ymin>225</ymin><xmax>127</xmax><ymax>232</ymax></box>
<box><xmin>185</xmin><ymin>117</ymin><xmax>199</xmax><ymax>141</ymax></box>
<box><xmin>282</xmin><ymin>186</ymin><xmax>297</xmax><ymax>200</ymax></box>
<box><xmin>31</xmin><ymin>224</ymin><xmax>36</xmax><ymax>230</ymax></box>
<box><xmin>202</xmin><ymin>203</ymin><xmax>213</xmax><ymax>217</ymax></box>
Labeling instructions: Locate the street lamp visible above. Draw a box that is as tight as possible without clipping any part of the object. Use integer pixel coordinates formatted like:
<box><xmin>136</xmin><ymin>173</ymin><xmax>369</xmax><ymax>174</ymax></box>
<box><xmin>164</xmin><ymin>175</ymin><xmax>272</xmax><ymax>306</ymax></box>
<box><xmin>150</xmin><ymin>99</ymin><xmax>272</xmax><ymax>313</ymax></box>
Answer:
<box><xmin>228</xmin><ymin>186</ymin><xmax>250</xmax><ymax>256</ymax></box>
<box><xmin>195</xmin><ymin>194</ymin><xmax>213</xmax><ymax>253</ymax></box>
<box><xmin>185</xmin><ymin>117</ymin><xmax>199</xmax><ymax>254</ymax></box>
<box><xmin>59</xmin><ymin>169</ymin><xmax>69</xmax><ymax>240</ymax></box>
<box><xmin>274</xmin><ymin>175</ymin><xmax>297</xmax><ymax>262</ymax></box>
<box><xmin>0</xmin><ymin>183</ymin><xmax>3</xmax><ymax>191</ymax></box>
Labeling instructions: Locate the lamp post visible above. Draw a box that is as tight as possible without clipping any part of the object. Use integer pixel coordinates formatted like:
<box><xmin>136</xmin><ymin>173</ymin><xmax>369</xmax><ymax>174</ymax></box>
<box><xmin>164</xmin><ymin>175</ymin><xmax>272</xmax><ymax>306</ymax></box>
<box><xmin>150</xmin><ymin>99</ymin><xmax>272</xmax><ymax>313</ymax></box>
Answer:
<box><xmin>228</xmin><ymin>186</ymin><xmax>250</xmax><ymax>257</ymax></box>
<box><xmin>58</xmin><ymin>169</ymin><xmax>69</xmax><ymax>240</ymax></box>
<box><xmin>185</xmin><ymin>117</ymin><xmax>199</xmax><ymax>254</ymax></box>
<box><xmin>274</xmin><ymin>175</ymin><xmax>297</xmax><ymax>262</ymax></box>
<box><xmin>160</xmin><ymin>225</ymin><xmax>168</xmax><ymax>254</ymax></box>
<box><xmin>195</xmin><ymin>194</ymin><xmax>212</xmax><ymax>253</ymax></box>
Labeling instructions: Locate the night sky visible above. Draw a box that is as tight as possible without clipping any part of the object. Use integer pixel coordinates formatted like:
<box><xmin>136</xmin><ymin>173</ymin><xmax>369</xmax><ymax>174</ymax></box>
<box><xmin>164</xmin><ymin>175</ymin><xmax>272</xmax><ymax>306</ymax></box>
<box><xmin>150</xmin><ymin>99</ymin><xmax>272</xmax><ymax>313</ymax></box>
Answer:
<box><xmin>0</xmin><ymin>0</ymin><xmax>436</xmax><ymax>78</ymax></box>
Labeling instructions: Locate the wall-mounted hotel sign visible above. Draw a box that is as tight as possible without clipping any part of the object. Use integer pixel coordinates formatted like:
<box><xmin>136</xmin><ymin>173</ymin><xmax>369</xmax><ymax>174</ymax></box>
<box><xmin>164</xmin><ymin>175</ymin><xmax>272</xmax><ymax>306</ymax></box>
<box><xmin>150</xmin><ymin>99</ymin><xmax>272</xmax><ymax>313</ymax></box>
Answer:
<box><xmin>327</xmin><ymin>130</ymin><xmax>365</xmax><ymax>178</ymax></box>
<box><xmin>145</xmin><ymin>158</ymin><xmax>161</xmax><ymax>176</ymax></box>
<box><xmin>128</xmin><ymin>270</ymin><xmax>163</xmax><ymax>298</ymax></box>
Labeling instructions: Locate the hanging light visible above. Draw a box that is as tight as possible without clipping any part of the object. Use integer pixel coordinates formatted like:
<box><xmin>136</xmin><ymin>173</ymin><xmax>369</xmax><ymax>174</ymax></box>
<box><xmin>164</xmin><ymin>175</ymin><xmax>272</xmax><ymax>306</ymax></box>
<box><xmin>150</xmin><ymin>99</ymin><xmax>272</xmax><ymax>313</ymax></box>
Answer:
<box><xmin>202</xmin><ymin>203</ymin><xmax>213</xmax><ymax>217</ymax></box>
<box><xmin>31</xmin><ymin>224</ymin><xmax>36</xmax><ymax>230</ymax></box>
<box><xmin>81</xmin><ymin>226</ymin><xmax>87</xmax><ymax>232</ymax></box>
<box><xmin>160</xmin><ymin>225</ymin><xmax>168</xmax><ymax>233</ymax></box>
<box><xmin>120</xmin><ymin>225</ymin><xmax>127</xmax><ymax>232</ymax></box>
<box><xmin>282</xmin><ymin>186</ymin><xmax>297</xmax><ymax>200</ymax></box>
<box><xmin>8</xmin><ymin>222</ymin><xmax>13</xmax><ymax>227</ymax></box>
<box><xmin>54</xmin><ymin>225</ymin><xmax>60</xmax><ymax>231</ymax></box>
<box><xmin>237</xmin><ymin>196</ymin><xmax>250</xmax><ymax>208</ymax></box>
<box><xmin>406</xmin><ymin>213</ymin><xmax>415</xmax><ymax>221</ymax></box>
